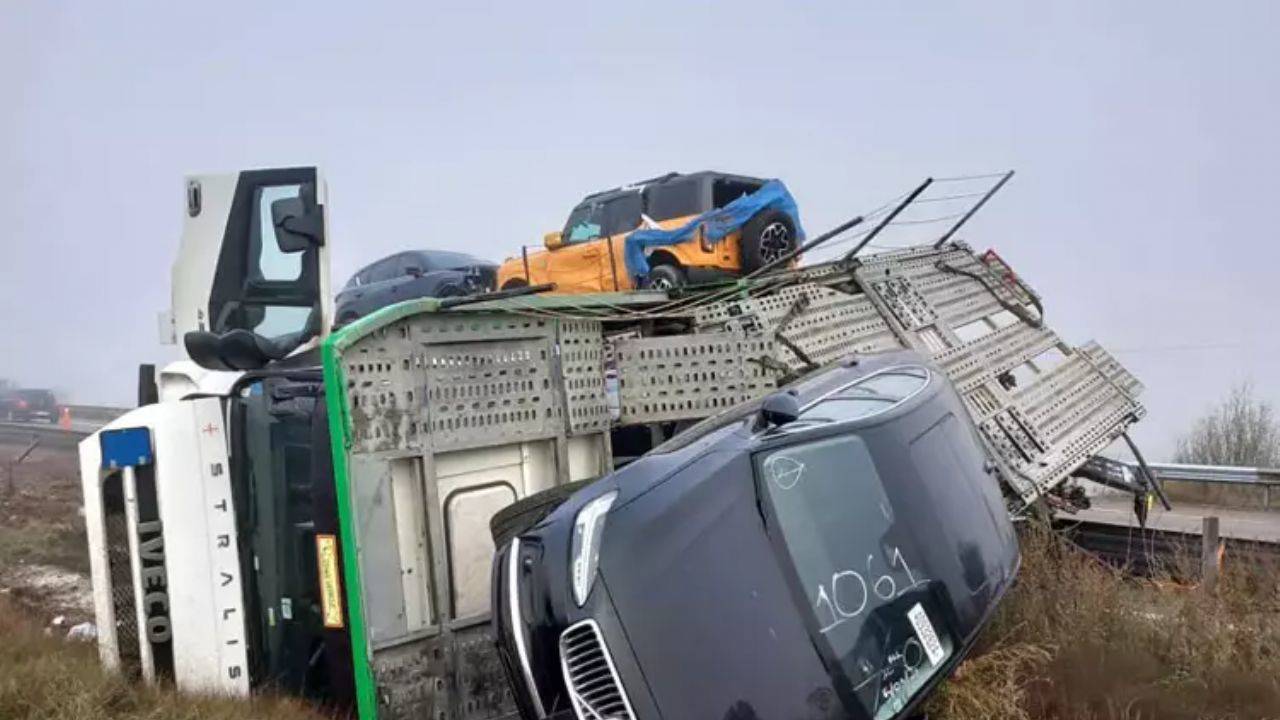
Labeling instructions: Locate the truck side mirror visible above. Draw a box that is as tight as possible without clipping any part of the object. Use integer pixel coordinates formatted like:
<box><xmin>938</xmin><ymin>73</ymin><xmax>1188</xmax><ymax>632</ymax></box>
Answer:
<box><xmin>759</xmin><ymin>391</ymin><xmax>800</xmax><ymax>427</ymax></box>
<box><xmin>544</xmin><ymin>231</ymin><xmax>565</xmax><ymax>250</ymax></box>
<box><xmin>271</xmin><ymin>182</ymin><xmax>325</xmax><ymax>252</ymax></box>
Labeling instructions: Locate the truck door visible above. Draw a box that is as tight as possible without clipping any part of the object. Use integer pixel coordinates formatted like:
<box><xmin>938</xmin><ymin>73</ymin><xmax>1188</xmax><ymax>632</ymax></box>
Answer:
<box><xmin>165</xmin><ymin>167</ymin><xmax>332</xmax><ymax>370</ymax></box>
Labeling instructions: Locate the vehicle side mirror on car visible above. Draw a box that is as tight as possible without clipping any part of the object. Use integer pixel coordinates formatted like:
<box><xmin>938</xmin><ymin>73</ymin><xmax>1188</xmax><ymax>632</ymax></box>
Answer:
<box><xmin>759</xmin><ymin>391</ymin><xmax>800</xmax><ymax>428</ymax></box>
<box><xmin>544</xmin><ymin>231</ymin><xmax>565</xmax><ymax>250</ymax></box>
<box><xmin>405</xmin><ymin>266</ymin><xmax>423</xmax><ymax>278</ymax></box>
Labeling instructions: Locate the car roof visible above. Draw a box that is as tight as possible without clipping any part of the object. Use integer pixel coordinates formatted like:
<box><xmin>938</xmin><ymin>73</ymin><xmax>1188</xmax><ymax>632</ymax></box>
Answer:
<box><xmin>578</xmin><ymin>170</ymin><xmax>766</xmax><ymax>205</ymax></box>
<box><xmin>608</xmin><ymin>350</ymin><xmax>932</xmax><ymax>503</ymax></box>
<box><xmin>347</xmin><ymin>249</ymin><xmax>491</xmax><ymax>280</ymax></box>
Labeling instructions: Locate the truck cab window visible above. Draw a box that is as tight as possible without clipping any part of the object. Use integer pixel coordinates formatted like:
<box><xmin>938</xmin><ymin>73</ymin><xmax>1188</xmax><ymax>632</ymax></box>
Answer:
<box><xmin>252</xmin><ymin>185</ymin><xmax>304</xmax><ymax>281</ymax></box>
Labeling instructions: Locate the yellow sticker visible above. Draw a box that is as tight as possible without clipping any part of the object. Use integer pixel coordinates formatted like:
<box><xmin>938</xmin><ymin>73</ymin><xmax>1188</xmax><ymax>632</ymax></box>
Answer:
<box><xmin>315</xmin><ymin>534</ymin><xmax>345</xmax><ymax>629</ymax></box>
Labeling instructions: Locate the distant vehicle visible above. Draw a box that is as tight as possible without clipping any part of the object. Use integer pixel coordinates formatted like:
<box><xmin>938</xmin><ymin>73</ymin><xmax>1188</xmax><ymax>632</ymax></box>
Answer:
<box><xmin>496</xmin><ymin>171</ymin><xmax>803</xmax><ymax>293</ymax></box>
<box><xmin>493</xmin><ymin>351</ymin><xmax>1019</xmax><ymax>720</ymax></box>
<box><xmin>334</xmin><ymin>250</ymin><xmax>497</xmax><ymax>324</ymax></box>
<box><xmin>1</xmin><ymin>388</ymin><xmax>59</xmax><ymax>423</ymax></box>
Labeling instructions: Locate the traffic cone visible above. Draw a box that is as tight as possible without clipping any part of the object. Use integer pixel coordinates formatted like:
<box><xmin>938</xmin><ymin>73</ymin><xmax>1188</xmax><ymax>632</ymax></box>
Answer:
<box><xmin>58</xmin><ymin>407</ymin><xmax>72</xmax><ymax>430</ymax></box>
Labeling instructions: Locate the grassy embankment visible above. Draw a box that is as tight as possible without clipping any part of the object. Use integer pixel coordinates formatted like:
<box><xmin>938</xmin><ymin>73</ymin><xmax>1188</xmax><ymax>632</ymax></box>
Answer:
<box><xmin>928</xmin><ymin>526</ymin><xmax>1280</xmax><ymax>720</ymax></box>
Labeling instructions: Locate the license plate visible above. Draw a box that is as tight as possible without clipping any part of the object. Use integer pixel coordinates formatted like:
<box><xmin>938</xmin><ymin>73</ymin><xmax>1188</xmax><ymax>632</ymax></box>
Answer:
<box><xmin>907</xmin><ymin>603</ymin><xmax>945</xmax><ymax>666</ymax></box>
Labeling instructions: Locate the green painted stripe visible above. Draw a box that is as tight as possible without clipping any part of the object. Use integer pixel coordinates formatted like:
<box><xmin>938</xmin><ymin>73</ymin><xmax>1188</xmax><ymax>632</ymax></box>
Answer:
<box><xmin>320</xmin><ymin>331</ymin><xmax>377</xmax><ymax>719</ymax></box>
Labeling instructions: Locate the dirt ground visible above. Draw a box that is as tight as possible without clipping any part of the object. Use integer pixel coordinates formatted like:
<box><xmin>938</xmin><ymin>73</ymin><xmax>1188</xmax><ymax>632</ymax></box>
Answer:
<box><xmin>0</xmin><ymin>440</ymin><xmax>93</xmax><ymax>628</ymax></box>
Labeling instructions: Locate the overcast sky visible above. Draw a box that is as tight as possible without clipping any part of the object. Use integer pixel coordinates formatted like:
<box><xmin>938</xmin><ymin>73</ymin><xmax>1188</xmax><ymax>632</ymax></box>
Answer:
<box><xmin>2</xmin><ymin>2</ymin><xmax>1277</xmax><ymax>459</ymax></box>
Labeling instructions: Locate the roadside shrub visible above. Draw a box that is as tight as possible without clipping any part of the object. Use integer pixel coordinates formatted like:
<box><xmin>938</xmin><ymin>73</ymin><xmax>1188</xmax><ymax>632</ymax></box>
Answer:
<box><xmin>929</xmin><ymin>525</ymin><xmax>1280</xmax><ymax>720</ymax></box>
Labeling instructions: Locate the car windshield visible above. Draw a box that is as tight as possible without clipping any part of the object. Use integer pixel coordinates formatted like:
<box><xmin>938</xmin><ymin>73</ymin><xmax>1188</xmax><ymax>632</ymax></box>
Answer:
<box><xmin>755</xmin><ymin>416</ymin><xmax>1013</xmax><ymax>719</ymax></box>
<box><xmin>563</xmin><ymin>203</ymin><xmax>602</xmax><ymax>243</ymax></box>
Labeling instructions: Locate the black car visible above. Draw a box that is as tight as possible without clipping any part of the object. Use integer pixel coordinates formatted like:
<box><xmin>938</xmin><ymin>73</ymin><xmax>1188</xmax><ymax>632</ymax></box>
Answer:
<box><xmin>334</xmin><ymin>250</ymin><xmax>496</xmax><ymax>324</ymax></box>
<box><xmin>493</xmin><ymin>351</ymin><xmax>1020</xmax><ymax>720</ymax></box>
<box><xmin>1</xmin><ymin>388</ymin><xmax>59</xmax><ymax>423</ymax></box>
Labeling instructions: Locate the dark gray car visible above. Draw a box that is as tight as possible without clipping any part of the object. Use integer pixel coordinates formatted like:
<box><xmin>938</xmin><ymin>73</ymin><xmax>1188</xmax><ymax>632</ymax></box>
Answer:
<box><xmin>335</xmin><ymin>250</ymin><xmax>496</xmax><ymax>324</ymax></box>
<box><xmin>493</xmin><ymin>351</ymin><xmax>1020</xmax><ymax>720</ymax></box>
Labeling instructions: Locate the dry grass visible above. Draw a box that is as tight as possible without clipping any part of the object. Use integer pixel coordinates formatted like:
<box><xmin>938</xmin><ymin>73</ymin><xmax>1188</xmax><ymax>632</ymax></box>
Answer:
<box><xmin>0</xmin><ymin>596</ymin><xmax>326</xmax><ymax>720</ymax></box>
<box><xmin>927</xmin><ymin>525</ymin><xmax>1280</xmax><ymax>720</ymax></box>
<box><xmin>0</xmin><ymin>521</ymin><xmax>88</xmax><ymax>574</ymax></box>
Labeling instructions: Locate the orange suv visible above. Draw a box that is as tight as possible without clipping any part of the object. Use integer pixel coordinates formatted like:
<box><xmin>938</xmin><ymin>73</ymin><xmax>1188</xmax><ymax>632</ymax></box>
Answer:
<box><xmin>497</xmin><ymin>171</ymin><xmax>802</xmax><ymax>293</ymax></box>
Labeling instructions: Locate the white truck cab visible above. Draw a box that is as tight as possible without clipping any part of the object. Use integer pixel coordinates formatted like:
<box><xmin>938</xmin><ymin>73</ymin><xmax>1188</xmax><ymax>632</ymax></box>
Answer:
<box><xmin>81</xmin><ymin>167</ymin><xmax>337</xmax><ymax>694</ymax></box>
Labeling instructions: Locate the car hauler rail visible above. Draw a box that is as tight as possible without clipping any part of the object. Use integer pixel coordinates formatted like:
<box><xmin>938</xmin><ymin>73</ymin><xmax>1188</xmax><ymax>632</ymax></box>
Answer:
<box><xmin>79</xmin><ymin>167</ymin><xmax>1148</xmax><ymax>720</ymax></box>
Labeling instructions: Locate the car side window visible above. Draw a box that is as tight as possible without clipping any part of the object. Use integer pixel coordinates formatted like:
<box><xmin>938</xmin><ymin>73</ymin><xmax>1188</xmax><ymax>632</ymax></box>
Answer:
<box><xmin>799</xmin><ymin>367</ymin><xmax>930</xmax><ymax>426</ymax></box>
<box><xmin>369</xmin><ymin>256</ymin><xmax>402</xmax><ymax>283</ymax></box>
<box><xmin>645</xmin><ymin>179</ymin><xmax>704</xmax><ymax>221</ymax></box>
<box><xmin>600</xmin><ymin>193</ymin><xmax>643</xmax><ymax>237</ymax></box>
<box><xmin>398</xmin><ymin>254</ymin><xmax>424</xmax><ymax>277</ymax></box>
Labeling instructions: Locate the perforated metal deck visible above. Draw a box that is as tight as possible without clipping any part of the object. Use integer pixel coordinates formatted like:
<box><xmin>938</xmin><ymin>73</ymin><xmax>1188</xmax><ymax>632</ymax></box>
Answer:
<box><xmin>333</xmin><ymin>242</ymin><xmax>1144</xmax><ymax>502</ymax></box>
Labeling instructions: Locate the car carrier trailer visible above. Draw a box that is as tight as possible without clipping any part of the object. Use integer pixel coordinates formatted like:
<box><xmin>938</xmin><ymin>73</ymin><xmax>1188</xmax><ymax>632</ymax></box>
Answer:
<box><xmin>79</xmin><ymin>166</ymin><xmax>1149</xmax><ymax>720</ymax></box>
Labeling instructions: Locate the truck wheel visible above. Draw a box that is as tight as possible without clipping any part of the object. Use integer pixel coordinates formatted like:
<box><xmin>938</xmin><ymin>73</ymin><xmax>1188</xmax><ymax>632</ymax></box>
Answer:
<box><xmin>644</xmin><ymin>263</ymin><xmax>686</xmax><ymax>290</ymax></box>
<box><xmin>490</xmin><ymin>479</ymin><xmax>595</xmax><ymax>547</ymax></box>
<box><xmin>501</xmin><ymin>278</ymin><xmax>529</xmax><ymax>291</ymax></box>
<box><xmin>740</xmin><ymin>209</ymin><xmax>796</xmax><ymax>272</ymax></box>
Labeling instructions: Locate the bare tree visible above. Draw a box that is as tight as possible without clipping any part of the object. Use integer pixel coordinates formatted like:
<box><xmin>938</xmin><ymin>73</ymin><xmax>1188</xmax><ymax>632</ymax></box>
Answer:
<box><xmin>1174</xmin><ymin>382</ymin><xmax>1280</xmax><ymax>467</ymax></box>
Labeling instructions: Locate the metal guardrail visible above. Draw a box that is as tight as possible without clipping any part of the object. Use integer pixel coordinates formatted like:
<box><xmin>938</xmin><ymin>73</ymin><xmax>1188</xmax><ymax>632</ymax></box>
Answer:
<box><xmin>64</xmin><ymin>404</ymin><xmax>128</xmax><ymax>423</ymax></box>
<box><xmin>0</xmin><ymin>421</ymin><xmax>90</xmax><ymax>448</ymax></box>
<box><xmin>1140</xmin><ymin>462</ymin><xmax>1280</xmax><ymax>509</ymax></box>
<box><xmin>1142</xmin><ymin>462</ymin><xmax>1280</xmax><ymax>487</ymax></box>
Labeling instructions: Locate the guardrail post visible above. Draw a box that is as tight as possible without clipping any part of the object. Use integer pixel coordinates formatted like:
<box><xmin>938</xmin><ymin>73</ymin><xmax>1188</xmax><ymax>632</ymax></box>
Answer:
<box><xmin>1201</xmin><ymin>515</ymin><xmax>1221</xmax><ymax>593</ymax></box>
<box><xmin>5</xmin><ymin>435</ymin><xmax>40</xmax><ymax>499</ymax></box>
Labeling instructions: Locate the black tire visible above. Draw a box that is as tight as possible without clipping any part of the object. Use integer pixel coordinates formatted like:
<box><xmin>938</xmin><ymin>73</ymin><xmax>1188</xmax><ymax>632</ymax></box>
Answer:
<box><xmin>501</xmin><ymin>278</ymin><xmax>529</xmax><ymax>291</ymax></box>
<box><xmin>740</xmin><ymin>209</ymin><xmax>797</xmax><ymax>272</ymax></box>
<box><xmin>490</xmin><ymin>479</ymin><xmax>595</xmax><ymax>548</ymax></box>
<box><xmin>644</xmin><ymin>263</ymin><xmax>686</xmax><ymax>291</ymax></box>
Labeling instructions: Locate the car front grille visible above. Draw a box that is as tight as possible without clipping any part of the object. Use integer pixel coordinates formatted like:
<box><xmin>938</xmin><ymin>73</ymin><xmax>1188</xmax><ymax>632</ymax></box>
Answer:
<box><xmin>558</xmin><ymin>620</ymin><xmax>635</xmax><ymax>720</ymax></box>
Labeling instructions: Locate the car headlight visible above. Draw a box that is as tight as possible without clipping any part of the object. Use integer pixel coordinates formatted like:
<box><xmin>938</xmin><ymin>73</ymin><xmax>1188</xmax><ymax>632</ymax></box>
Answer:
<box><xmin>570</xmin><ymin>491</ymin><xmax>617</xmax><ymax>606</ymax></box>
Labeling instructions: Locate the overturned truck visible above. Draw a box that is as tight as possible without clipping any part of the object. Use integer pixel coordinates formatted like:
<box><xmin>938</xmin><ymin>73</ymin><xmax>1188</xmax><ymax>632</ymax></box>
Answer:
<box><xmin>79</xmin><ymin>167</ymin><xmax>1147</xmax><ymax>720</ymax></box>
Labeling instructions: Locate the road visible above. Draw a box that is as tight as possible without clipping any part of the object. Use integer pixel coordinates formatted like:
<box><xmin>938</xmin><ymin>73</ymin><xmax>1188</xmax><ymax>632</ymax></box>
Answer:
<box><xmin>1071</xmin><ymin>493</ymin><xmax>1280</xmax><ymax>543</ymax></box>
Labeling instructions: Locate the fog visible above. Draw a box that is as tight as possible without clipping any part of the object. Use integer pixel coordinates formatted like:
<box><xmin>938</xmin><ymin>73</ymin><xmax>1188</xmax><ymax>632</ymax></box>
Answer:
<box><xmin>2</xmin><ymin>2</ymin><xmax>1277</xmax><ymax>459</ymax></box>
